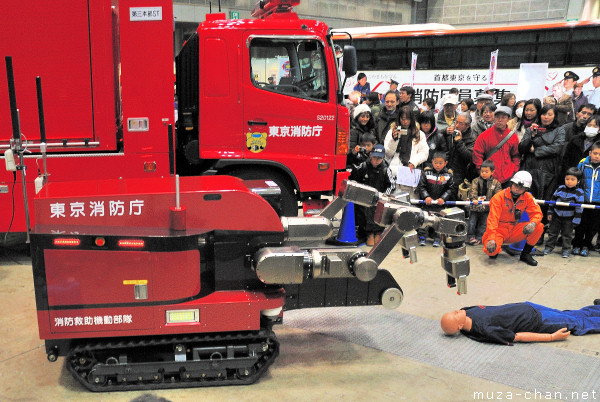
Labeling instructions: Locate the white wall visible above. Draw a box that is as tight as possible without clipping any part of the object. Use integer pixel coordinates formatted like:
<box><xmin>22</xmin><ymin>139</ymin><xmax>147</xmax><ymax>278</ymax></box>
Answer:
<box><xmin>427</xmin><ymin>0</ymin><xmax>570</xmax><ymax>26</ymax></box>
<box><xmin>173</xmin><ymin>0</ymin><xmax>414</xmax><ymax>27</ymax></box>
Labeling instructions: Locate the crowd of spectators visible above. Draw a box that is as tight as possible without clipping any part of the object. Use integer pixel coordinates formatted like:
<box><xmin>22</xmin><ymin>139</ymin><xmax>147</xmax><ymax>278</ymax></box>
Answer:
<box><xmin>346</xmin><ymin>68</ymin><xmax>600</xmax><ymax>257</ymax></box>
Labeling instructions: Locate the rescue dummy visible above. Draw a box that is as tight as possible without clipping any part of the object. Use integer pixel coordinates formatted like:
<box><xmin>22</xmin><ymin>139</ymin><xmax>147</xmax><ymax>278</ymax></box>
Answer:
<box><xmin>482</xmin><ymin>171</ymin><xmax>543</xmax><ymax>266</ymax></box>
<box><xmin>440</xmin><ymin>302</ymin><xmax>600</xmax><ymax>345</ymax></box>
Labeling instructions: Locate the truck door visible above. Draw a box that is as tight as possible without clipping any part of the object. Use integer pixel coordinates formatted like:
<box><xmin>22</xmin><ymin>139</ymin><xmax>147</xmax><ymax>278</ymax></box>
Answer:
<box><xmin>242</xmin><ymin>35</ymin><xmax>337</xmax><ymax>195</ymax></box>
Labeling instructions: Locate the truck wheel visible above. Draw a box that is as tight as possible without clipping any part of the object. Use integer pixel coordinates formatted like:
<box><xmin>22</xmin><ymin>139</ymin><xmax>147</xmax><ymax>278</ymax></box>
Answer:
<box><xmin>227</xmin><ymin>169</ymin><xmax>298</xmax><ymax>217</ymax></box>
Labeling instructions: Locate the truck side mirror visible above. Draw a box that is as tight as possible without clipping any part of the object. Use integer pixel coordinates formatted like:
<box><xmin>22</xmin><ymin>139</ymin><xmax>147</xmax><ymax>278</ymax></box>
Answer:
<box><xmin>342</xmin><ymin>46</ymin><xmax>357</xmax><ymax>77</ymax></box>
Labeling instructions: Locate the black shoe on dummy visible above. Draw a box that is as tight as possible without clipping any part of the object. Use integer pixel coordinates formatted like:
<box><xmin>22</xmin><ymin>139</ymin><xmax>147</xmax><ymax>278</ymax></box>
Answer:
<box><xmin>488</xmin><ymin>254</ymin><xmax>498</xmax><ymax>259</ymax></box>
<box><xmin>594</xmin><ymin>299</ymin><xmax>600</xmax><ymax>306</ymax></box>
<box><xmin>520</xmin><ymin>252</ymin><xmax>538</xmax><ymax>266</ymax></box>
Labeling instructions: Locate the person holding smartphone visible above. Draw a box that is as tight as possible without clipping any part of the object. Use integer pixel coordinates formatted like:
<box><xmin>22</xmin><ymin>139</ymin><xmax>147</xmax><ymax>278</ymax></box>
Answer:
<box><xmin>519</xmin><ymin>105</ymin><xmax>566</xmax><ymax>202</ymax></box>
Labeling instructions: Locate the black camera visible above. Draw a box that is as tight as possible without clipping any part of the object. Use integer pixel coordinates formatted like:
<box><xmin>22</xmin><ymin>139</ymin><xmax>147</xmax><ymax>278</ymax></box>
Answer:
<box><xmin>514</xmin><ymin>208</ymin><xmax>522</xmax><ymax>221</ymax></box>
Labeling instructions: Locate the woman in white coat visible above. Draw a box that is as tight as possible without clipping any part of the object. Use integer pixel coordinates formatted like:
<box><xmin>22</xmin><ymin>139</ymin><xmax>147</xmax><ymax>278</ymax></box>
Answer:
<box><xmin>384</xmin><ymin>105</ymin><xmax>429</xmax><ymax>176</ymax></box>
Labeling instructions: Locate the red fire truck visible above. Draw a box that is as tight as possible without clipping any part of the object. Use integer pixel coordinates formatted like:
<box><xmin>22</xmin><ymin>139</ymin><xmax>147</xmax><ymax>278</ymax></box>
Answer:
<box><xmin>0</xmin><ymin>0</ymin><xmax>355</xmax><ymax>235</ymax></box>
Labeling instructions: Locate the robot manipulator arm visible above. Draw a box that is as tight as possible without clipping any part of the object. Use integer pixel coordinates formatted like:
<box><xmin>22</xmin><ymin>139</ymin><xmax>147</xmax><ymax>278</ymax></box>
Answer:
<box><xmin>253</xmin><ymin>180</ymin><xmax>470</xmax><ymax>294</ymax></box>
<box><xmin>351</xmin><ymin>182</ymin><xmax>470</xmax><ymax>295</ymax></box>
<box><xmin>366</xmin><ymin>199</ymin><xmax>469</xmax><ymax>274</ymax></box>
<box><xmin>253</xmin><ymin>246</ymin><xmax>378</xmax><ymax>285</ymax></box>
<box><xmin>254</xmin><ymin>181</ymin><xmax>415</xmax><ymax>286</ymax></box>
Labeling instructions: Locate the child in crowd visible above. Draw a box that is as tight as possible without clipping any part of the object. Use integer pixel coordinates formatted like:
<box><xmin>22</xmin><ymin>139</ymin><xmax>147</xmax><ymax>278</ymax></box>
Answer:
<box><xmin>573</xmin><ymin>141</ymin><xmax>600</xmax><ymax>256</ymax></box>
<box><xmin>544</xmin><ymin>167</ymin><xmax>584</xmax><ymax>258</ymax></box>
<box><xmin>347</xmin><ymin>133</ymin><xmax>377</xmax><ymax>169</ymax></box>
<box><xmin>467</xmin><ymin>160</ymin><xmax>502</xmax><ymax>245</ymax></box>
<box><xmin>416</xmin><ymin>151</ymin><xmax>454</xmax><ymax>247</ymax></box>
<box><xmin>350</xmin><ymin>144</ymin><xmax>395</xmax><ymax>246</ymax></box>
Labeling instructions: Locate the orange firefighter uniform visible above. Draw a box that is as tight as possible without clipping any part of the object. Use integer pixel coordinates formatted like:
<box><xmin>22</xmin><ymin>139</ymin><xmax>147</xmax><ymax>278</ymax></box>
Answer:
<box><xmin>482</xmin><ymin>188</ymin><xmax>543</xmax><ymax>256</ymax></box>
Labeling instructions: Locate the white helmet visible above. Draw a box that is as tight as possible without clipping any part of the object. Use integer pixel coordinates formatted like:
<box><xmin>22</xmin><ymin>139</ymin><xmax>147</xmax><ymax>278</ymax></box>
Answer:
<box><xmin>510</xmin><ymin>171</ymin><xmax>532</xmax><ymax>188</ymax></box>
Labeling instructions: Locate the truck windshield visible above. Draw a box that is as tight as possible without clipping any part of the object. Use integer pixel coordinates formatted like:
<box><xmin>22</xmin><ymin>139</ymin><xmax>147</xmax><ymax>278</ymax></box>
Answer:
<box><xmin>250</xmin><ymin>38</ymin><xmax>328</xmax><ymax>102</ymax></box>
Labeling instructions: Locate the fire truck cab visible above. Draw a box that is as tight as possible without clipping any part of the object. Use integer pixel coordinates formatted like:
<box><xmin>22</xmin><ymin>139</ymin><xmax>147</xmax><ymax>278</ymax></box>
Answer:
<box><xmin>176</xmin><ymin>0</ymin><xmax>356</xmax><ymax>216</ymax></box>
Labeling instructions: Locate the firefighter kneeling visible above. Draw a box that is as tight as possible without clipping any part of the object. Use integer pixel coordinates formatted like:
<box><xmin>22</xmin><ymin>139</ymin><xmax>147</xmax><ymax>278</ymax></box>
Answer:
<box><xmin>482</xmin><ymin>171</ymin><xmax>544</xmax><ymax>266</ymax></box>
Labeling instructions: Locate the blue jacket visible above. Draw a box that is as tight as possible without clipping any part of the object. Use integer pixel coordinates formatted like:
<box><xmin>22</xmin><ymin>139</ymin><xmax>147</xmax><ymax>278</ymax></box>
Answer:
<box><xmin>577</xmin><ymin>156</ymin><xmax>600</xmax><ymax>203</ymax></box>
<box><xmin>353</xmin><ymin>82</ymin><xmax>371</xmax><ymax>102</ymax></box>
<box><xmin>547</xmin><ymin>185</ymin><xmax>584</xmax><ymax>225</ymax></box>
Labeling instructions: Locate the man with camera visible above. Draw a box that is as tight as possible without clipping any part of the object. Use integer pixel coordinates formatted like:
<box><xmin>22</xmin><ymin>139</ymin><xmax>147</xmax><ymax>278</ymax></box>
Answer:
<box><xmin>448</xmin><ymin>112</ymin><xmax>477</xmax><ymax>199</ymax></box>
<box><xmin>436</xmin><ymin>94</ymin><xmax>460</xmax><ymax>150</ymax></box>
<box><xmin>482</xmin><ymin>171</ymin><xmax>544</xmax><ymax>266</ymax></box>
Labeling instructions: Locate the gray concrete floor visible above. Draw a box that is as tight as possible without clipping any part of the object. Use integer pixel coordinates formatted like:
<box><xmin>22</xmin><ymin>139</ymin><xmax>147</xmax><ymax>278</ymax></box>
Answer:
<box><xmin>1</xmin><ymin>240</ymin><xmax>600</xmax><ymax>401</ymax></box>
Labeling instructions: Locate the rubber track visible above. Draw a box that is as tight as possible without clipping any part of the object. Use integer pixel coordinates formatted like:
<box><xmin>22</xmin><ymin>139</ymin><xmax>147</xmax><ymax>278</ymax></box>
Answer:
<box><xmin>66</xmin><ymin>328</ymin><xmax>279</xmax><ymax>392</ymax></box>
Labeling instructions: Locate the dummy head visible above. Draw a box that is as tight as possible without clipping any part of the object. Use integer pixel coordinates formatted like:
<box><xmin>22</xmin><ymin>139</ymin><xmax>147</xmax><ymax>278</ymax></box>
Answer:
<box><xmin>440</xmin><ymin>310</ymin><xmax>467</xmax><ymax>335</ymax></box>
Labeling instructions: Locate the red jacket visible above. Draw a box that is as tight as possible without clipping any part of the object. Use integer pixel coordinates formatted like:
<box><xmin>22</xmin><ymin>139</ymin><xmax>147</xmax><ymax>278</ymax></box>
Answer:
<box><xmin>472</xmin><ymin>126</ymin><xmax>520</xmax><ymax>184</ymax></box>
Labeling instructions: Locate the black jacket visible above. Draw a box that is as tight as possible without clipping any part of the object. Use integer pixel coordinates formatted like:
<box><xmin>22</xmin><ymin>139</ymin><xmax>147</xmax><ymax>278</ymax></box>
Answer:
<box><xmin>400</xmin><ymin>100</ymin><xmax>420</xmax><ymax>115</ymax></box>
<box><xmin>436</xmin><ymin>111</ymin><xmax>456</xmax><ymax>152</ymax></box>
<box><xmin>417</xmin><ymin>166</ymin><xmax>454</xmax><ymax>201</ymax></box>
<box><xmin>562</xmin><ymin>121</ymin><xmax>586</xmax><ymax>147</ymax></box>
<box><xmin>518</xmin><ymin>125</ymin><xmax>566</xmax><ymax>199</ymax></box>
<box><xmin>562</xmin><ymin>132</ymin><xmax>600</xmax><ymax>177</ymax></box>
<box><xmin>349</xmin><ymin>116</ymin><xmax>375</xmax><ymax>150</ymax></box>
<box><xmin>375</xmin><ymin>108</ymin><xmax>397</xmax><ymax>144</ymax></box>
<box><xmin>350</xmin><ymin>160</ymin><xmax>395</xmax><ymax>195</ymax></box>
<box><xmin>425</xmin><ymin>127</ymin><xmax>448</xmax><ymax>163</ymax></box>
<box><xmin>448</xmin><ymin>127</ymin><xmax>476</xmax><ymax>182</ymax></box>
